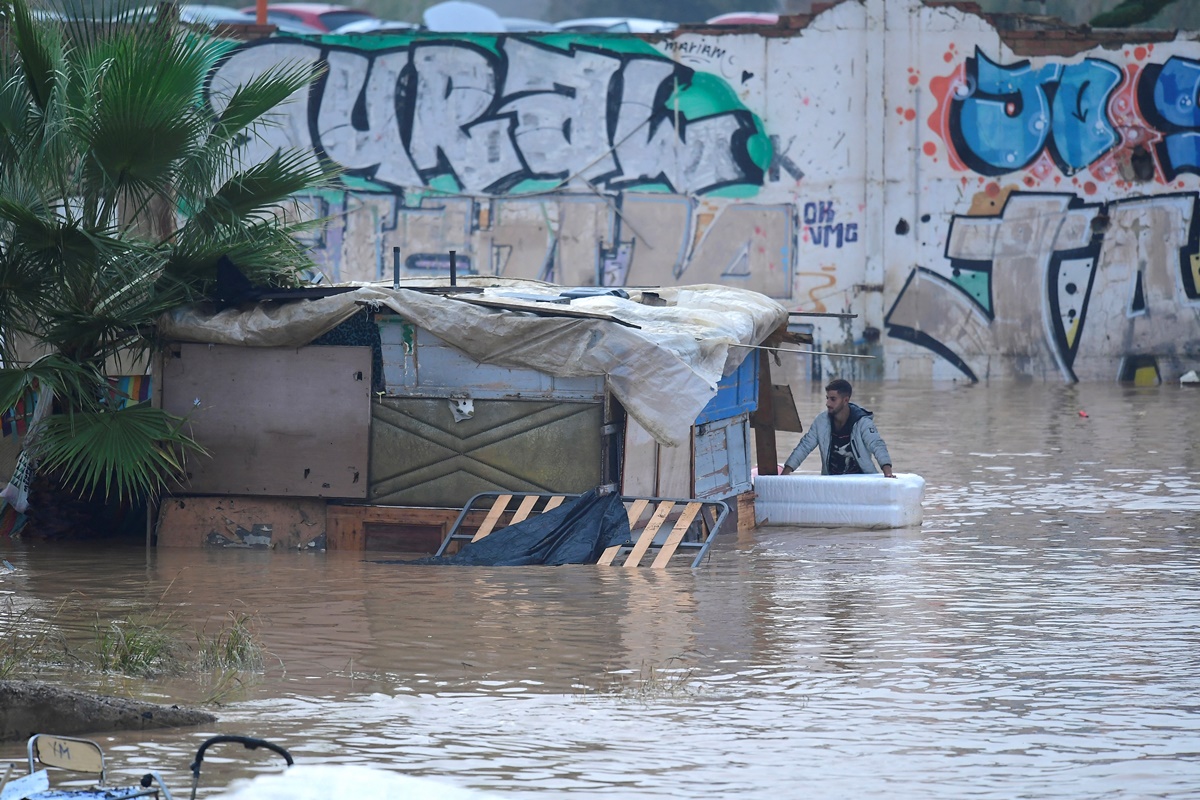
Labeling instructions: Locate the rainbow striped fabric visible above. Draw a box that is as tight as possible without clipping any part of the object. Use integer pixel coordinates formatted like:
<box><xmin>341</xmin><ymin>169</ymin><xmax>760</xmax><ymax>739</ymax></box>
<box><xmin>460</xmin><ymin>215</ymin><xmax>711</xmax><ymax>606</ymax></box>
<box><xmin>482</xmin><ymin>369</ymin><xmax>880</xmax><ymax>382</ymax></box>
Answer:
<box><xmin>1</xmin><ymin>375</ymin><xmax>153</xmax><ymax>438</ymax></box>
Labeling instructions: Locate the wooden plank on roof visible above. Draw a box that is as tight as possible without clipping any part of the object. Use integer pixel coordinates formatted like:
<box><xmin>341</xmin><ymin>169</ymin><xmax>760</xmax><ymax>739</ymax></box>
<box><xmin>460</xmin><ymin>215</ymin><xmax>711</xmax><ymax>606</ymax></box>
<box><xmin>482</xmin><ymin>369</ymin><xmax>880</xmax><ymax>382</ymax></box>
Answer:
<box><xmin>650</xmin><ymin>502</ymin><xmax>702</xmax><ymax>568</ymax></box>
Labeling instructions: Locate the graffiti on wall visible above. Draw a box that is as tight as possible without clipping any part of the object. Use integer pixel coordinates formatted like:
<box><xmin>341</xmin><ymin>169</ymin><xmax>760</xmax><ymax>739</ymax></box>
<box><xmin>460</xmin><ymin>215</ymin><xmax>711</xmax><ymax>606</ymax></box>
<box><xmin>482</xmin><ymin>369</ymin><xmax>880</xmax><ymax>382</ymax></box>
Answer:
<box><xmin>928</xmin><ymin>48</ymin><xmax>1200</xmax><ymax>185</ymax></box>
<box><xmin>885</xmin><ymin>190</ymin><xmax>1200</xmax><ymax>383</ymax></box>
<box><xmin>801</xmin><ymin>200</ymin><xmax>858</xmax><ymax>249</ymax></box>
<box><xmin>208</xmin><ymin>35</ymin><xmax>794</xmax><ymax>295</ymax></box>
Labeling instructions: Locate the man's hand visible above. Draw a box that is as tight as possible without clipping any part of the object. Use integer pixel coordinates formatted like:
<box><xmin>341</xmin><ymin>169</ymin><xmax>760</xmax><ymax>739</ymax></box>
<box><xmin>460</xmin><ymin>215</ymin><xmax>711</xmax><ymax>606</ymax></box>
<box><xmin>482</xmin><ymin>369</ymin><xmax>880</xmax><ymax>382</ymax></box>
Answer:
<box><xmin>780</xmin><ymin>465</ymin><xmax>794</xmax><ymax>475</ymax></box>
<box><xmin>882</xmin><ymin>465</ymin><xmax>895</xmax><ymax>478</ymax></box>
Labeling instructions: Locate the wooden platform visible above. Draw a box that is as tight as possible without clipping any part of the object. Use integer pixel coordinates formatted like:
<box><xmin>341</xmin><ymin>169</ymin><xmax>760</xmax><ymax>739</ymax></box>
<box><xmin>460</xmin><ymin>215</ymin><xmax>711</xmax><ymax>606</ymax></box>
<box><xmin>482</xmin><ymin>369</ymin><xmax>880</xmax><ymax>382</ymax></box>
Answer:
<box><xmin>433</xmin><ymin>491</ymin><xmax>729</xmax><ymax>568</ymax></box>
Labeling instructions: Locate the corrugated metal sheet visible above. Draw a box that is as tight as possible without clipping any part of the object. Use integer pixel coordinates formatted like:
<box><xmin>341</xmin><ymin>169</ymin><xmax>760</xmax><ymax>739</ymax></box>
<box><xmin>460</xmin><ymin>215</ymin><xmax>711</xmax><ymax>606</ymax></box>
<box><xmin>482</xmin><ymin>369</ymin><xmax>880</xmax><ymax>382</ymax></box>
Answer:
<box><xmin>369</xmin><ymin>397</ymin><xmax>603</xmax><ymax>507</ymax></box>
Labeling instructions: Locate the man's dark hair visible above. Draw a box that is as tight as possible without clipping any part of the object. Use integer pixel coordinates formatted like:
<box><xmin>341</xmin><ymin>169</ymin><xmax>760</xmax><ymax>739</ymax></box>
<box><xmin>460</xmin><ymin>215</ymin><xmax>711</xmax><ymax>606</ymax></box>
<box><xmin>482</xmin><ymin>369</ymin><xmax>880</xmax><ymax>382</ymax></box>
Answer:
<box><xmin>825</xmin><ymin>378</ymin><xmax>853</xmax><ymax>396</ymax></box>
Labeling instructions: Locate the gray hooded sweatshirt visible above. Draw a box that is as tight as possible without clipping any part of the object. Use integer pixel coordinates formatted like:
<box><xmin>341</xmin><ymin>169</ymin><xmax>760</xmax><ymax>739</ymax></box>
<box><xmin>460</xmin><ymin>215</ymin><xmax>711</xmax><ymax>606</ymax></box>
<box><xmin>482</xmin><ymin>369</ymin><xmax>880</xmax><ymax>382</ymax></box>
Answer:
<box><xmin>783</xmin><ymin>402</ymin><xmax>892</xmax><ymax>475</ymax></box>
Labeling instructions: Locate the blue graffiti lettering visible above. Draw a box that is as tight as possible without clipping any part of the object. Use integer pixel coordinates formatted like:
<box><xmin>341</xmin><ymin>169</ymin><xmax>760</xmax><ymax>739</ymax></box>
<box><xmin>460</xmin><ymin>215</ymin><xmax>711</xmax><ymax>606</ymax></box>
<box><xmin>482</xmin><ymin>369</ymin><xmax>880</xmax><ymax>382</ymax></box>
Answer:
<box><xmin>951</xmin><ymin>49</ymin><xmax>1061</xmax><ymax>175</ymax></box>
<box><xmin>1050</xmin><ymin>60</ymin><xmax>1123</xmax><ymax>174</ymax></box>
<box><xmin>808</xmin><ymin>222</ymin><xmax>857</xmax><ymax>248</ymax></box>
<box><xmin>802</xmin><ymin>201</ymin><xmax>836</xmax><ymax>225</ymax></box>
<box><xmin>1142</xmin><ymin>56</ymin><xmax>1200</xmax><ymax>179</ymax></box>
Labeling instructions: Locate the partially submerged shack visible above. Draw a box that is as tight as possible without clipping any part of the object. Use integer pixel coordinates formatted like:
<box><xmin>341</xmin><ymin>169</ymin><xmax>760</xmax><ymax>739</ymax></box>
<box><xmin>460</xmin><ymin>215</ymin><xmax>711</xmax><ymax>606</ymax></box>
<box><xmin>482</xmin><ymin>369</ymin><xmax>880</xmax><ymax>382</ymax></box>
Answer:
<box><xmin>151</xmin><ymin>278</ymin><xmax>796</xmax><ymax>552</ymax></box>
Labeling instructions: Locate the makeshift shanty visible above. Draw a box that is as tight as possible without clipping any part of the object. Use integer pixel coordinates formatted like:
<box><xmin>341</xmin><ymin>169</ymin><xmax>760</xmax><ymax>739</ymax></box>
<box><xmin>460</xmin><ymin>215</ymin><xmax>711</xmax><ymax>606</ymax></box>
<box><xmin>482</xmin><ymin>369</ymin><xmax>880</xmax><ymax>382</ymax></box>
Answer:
<box><xmin>151</xmin><ymin>278</ymin><xmax>800</xmax><ymax>554</ymax></box>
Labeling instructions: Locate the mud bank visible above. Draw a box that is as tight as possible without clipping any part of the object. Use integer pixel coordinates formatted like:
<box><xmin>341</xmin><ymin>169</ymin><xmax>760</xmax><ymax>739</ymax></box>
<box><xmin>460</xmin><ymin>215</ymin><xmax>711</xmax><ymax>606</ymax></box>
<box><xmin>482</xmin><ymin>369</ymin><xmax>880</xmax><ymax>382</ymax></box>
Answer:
<box><xmin>0</xmin><ymin>680</ymin><xmax>215</xmax><ymax>742</ymax></box>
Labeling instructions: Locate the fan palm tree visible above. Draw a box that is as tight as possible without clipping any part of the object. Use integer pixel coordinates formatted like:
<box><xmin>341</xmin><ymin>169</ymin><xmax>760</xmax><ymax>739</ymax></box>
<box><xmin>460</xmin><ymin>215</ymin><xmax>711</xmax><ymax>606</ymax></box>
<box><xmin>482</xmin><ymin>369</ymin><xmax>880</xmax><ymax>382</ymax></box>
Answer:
<box><xmin>0</xmin><ymin>0</ymin><xmax>332</xmax><ymax>531</ymax></box>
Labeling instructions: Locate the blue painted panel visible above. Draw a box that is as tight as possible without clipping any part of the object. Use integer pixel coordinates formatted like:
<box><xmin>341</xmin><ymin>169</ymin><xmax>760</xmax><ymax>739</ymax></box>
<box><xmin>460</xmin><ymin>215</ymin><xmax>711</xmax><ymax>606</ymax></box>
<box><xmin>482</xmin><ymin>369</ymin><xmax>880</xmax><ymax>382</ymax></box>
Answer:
<box><xmin>694</xmin><ymin>352</ymin><xmax>758</xmax><ymax>424</ymax></box>
<box><xmin>694</xmin><ymin>413</ymin><xmax>752</xmax><ymax>499</ymax></box>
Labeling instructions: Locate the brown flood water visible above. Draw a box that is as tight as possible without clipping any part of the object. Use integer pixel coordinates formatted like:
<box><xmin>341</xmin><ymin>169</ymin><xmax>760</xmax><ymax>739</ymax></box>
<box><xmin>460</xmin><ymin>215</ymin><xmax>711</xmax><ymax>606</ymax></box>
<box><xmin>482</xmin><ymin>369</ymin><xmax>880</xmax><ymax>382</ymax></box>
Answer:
<box><xmin>2</xmin><ymin>382</ymin><xmax>1199</xmax><ymax>798</ymax></box>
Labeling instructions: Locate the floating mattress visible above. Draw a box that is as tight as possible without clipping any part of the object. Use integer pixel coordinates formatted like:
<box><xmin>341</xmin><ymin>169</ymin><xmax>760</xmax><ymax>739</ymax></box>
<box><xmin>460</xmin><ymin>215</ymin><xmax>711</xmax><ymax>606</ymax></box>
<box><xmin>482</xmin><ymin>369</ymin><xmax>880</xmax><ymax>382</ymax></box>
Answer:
<box><xmin>754</xmin><ymin>473</ymin><xmax>925</xmax><ymax>528</ymax></box>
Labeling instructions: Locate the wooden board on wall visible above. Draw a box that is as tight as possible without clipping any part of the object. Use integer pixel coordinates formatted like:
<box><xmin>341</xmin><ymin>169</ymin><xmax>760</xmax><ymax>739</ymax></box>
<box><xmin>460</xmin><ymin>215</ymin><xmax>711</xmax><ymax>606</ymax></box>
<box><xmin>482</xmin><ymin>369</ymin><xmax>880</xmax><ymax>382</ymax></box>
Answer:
<box><xmin>161</xmin><ymin>343</ymin><xmax>370</xmax><ymax>498</ymax></box>
<box><xmin>156</xmin><ymin>495</ymin><xmax>327</xmax><ymax>548</ymax></box>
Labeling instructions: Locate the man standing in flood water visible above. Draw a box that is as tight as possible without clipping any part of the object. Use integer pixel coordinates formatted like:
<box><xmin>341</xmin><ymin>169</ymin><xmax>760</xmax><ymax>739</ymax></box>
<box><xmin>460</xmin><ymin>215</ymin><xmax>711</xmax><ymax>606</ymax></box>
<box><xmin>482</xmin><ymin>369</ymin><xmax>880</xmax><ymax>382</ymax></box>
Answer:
<box><xmin>780</xmin><ymin>379</ymin><xmax>895</xmax><ymax>477</ymax></box>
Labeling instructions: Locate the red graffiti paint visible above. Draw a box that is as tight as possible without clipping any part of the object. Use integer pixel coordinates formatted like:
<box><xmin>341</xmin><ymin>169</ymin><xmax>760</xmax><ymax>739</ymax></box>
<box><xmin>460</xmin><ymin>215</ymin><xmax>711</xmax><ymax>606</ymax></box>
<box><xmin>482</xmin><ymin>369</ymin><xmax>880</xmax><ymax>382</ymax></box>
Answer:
<box><xmin>1023</xmin><ymin>175</ymin><xmax>1035</xmax><ymax>186</ymax></box>
<box><xmin>1135</xmin><ymin>46</ymin><xmax>1147</xmax><ymax>60</ymax></box>
<box><xmin>924</xmin><ymin>142</ymin><xmax>938</xmax><ymax>157</ymax></box>
<box><xmin>896</xmin><ymin>106</ymin><xmax>905</xmax><ymax>116</ymax></box>
<box><xmin>1084</xmin><ymin>181</ymin><xmax>1097</xmax><ymax>195</ymax></box>
<box><xmin>904</xmin><ymin>108</ymin><xmax>916</xmax><ymax>121</ymax></box>
<box><xmin>908</xmin><ymin>74</ymin><xmax>919</xmax><ymax>85</ymax></box>
<box><xmin>927</xmin><ymin>66</ymin><xmax>969</xmax><ymax>171</ymax></box>
<box><xmin>985</xmin><ymin>182</ymin><xmax>1001</xmax><ymax>197</ymax></box>
<box><xmin>1028</xmin><ymin>151</ymin><xmax>1056</xmax><ymax>181</ymax></box>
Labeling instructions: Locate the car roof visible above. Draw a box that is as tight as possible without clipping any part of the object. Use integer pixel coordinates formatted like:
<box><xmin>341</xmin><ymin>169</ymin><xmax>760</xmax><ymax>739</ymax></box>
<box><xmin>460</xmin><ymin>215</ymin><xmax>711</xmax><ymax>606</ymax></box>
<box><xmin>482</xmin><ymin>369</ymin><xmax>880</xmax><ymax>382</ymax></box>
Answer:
<box><xmin>332</xmin><ymin>18</ymin><xmax>418</xmax><ymax>33</ymax></box>
<box><xmin>555</xmin><ymin>16</ymin><xmax>677</xmax><ymax>33</ymax></box>
<box><xmin>500</xmin><ymin>16</ymin><xmax>556</xmax><ymax>32</ymax></box>
<box><xmin>705</xmin><ymin>12</ymin><xmax>780</xmax><ymax>25</ymax></box>
<box><xmin>178</xmin><ymin>5</ymin><xmax>258</xmax><ymax>22</ymax></box>
<box><xmin>253</xmin><ymin>3</ymin><xmax>362</xmax><ymax>12</ymax></box>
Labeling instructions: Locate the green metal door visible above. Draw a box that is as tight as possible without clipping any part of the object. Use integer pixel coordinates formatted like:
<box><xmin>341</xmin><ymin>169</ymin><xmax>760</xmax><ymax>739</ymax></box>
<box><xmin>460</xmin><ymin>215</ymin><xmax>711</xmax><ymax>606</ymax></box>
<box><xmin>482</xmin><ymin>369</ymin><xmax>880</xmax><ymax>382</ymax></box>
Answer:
<box><xmin>369</xmin><ymin>397</ymin><xmax>603</xmax><ymax>507</ymax></box>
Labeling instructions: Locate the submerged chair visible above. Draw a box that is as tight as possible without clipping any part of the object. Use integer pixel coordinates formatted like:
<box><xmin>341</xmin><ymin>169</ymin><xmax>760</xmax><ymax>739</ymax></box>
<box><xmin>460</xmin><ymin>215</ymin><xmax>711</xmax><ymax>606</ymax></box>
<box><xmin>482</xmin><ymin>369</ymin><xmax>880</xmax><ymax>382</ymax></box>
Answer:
<box><xmin>24</xmin><ymin>733</ymin><xmax>171</xmax><ymax>799</ymax></box>
<box><xmin>435</xmin><ymin>491</ymin><xmax>729</xmax><ymax>568</ymax></box>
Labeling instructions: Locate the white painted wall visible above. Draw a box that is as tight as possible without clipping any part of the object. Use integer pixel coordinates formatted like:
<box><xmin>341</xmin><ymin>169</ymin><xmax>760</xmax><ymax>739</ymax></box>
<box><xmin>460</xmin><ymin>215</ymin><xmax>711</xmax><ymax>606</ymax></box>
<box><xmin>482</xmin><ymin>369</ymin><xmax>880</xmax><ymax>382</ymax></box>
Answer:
<box><xmin>209</xmin><ymin>0</ymin><xmax>1200</xmax><ymax>384</ymax></box>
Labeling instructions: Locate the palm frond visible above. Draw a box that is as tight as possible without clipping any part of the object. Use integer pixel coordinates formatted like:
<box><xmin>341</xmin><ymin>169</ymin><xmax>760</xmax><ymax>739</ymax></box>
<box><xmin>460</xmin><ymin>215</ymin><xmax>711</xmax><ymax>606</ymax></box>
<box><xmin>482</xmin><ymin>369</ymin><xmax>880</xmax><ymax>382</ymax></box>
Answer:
<box><xmin>0</xmin><ymin>1</ymin><xmax>329</xmax><ymax>510</ymax></box>
<box><xmin>187</xmin><ymin>149</ymin><xmax>333</xmax><ymax>232</ymax></box>
<box><xmin>33</xmin><ymin>404</ymin><xmax>206</xmax><ymax>503</ymax></box>
<box><xmin>205</xmin><ymin>59</ymin><xmax>323</xmax><ymax>152</ymax></box>
<box><xmin>8</xmin><ymin>0</ymin><xmax>60</xmax><ymax>112</ymax></box>
<box><xmin>0</xmin><ymin>354</ymin><xmax>104</xmax><ymax>413</ymax></box>
<box><xmin>78</xmin><ymin>34</ymin><xmax>216</xmax><ymax>208</ymax></box>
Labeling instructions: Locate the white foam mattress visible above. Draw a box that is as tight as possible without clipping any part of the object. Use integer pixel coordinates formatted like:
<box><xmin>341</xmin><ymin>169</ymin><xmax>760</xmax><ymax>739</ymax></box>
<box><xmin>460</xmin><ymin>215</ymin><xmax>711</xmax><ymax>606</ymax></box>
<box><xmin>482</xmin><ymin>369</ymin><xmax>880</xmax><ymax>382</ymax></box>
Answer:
<box><xmin>754</xmin><ymin>473</ymin><xmax>925</xmax><ymax>528</ymax></box>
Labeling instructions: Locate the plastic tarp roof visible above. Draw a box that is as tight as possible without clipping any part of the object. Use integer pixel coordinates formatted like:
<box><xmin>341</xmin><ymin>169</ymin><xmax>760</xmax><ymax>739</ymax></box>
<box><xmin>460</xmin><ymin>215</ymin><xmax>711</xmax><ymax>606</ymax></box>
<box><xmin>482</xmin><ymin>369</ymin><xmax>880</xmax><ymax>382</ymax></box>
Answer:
<box><xmin>158</xmin><ymin>279</ymin><xmax>787</xmax><ymax>447</ymax></box>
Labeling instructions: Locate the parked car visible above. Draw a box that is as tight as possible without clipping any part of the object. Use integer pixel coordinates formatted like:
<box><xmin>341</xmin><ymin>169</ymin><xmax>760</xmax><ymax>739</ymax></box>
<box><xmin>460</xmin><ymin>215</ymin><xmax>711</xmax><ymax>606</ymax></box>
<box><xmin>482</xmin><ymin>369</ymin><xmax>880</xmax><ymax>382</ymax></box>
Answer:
<box><xmin>501</xmin><ymin>16</ymin><xmax>557</xmax><ymax>32</ymax></box>
<box><xmin>706</xmin><ymin>12</ymin><xmax>781</xmax><ymax>25</ymax></box>
<box><xmin>108</xmin><ymin>4</ymin><xmax>254</xmax><ymax>26</ymax></box>
<box><xmin>177</xmin><ymin>4</ymin><xmax>257</xmax><ymax>25</ymax></box>
<box><xmin>422</xmin><ymin>0</ymin><xmax>504</xmax><ymax>32</ymax></box>
<box><xmin>332</xmin><ymin>17</ymin><xmax>419</xmax><ymax>33</ymax></box>
<box><xmin>554</xmin><ymin>16</ymin><xmax>677</xmax><ymax>33</ymax></box>
<box><xmin>239</xmin><ymin>3</ymin><xmax>374</xmax><ymax>32</ymax></box>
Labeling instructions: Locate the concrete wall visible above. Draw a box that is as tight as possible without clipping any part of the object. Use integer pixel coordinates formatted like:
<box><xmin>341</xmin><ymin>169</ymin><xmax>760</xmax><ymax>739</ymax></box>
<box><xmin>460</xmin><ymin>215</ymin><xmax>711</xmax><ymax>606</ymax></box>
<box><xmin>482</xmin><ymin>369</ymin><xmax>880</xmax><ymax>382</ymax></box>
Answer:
<box><xmin>209</xmin><ymin>0</ymin><xmax>1200</xmax><ymax>383</ymax></box>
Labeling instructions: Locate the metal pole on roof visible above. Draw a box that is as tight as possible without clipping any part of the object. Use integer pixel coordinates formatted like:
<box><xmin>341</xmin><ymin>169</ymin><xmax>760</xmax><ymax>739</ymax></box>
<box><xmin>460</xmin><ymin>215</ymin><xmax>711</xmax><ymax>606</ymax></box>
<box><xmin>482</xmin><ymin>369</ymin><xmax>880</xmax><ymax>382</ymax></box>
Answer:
<box><xmin>788</xmin><ymin>311</ymin><xmax>857</xmax><ymax>319</ymax></box>
<box><xmin>392</xmin><ymin>247</ymin><xmax>400</xmax><ymax>291</ymax></box>
<box><xmin>449</xmin><ymin>250</ymin><xmax>457</xmax><ymax>287</ymax></box>
<box><xmin>727</xmin><ymin>343</ymin><xmax>876</xmax><ymax>359</ymax></box>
